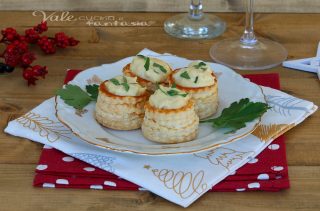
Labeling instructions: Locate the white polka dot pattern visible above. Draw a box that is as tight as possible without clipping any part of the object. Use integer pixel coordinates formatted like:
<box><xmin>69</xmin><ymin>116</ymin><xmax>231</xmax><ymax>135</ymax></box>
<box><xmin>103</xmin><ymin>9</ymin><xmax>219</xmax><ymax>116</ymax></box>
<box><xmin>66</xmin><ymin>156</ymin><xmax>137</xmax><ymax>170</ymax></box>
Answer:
<box><xmin>36</xmin><ymin>164</ymin><xmax>48</xmax><ymax>170</ymax></box>
<box><xmin>268</xmin><ymin>144</ymin><xmax>280</xmax><ymax>150</ymax></box>
<box><xmin>62</xmin><ymin>156</ymin><xmax>74</xmax><ymax>162</ymax></box>
<box><xmin>56</xmin><ymin>179</ymin><xmax>69</xmax><ymax>185</ymax></box>
<box><xmin>257</xmin><ymin>173</ymin><xmax>269</xmax><ymax>180</ymax></box>
<box><xmin>43</xmin><ymin>183</ymin><xmax>55</xmax><ymax>188</ymax></box>
<box><xmin>104</xmin><ymin>181</ymin><xmax>116</xmax><ymax>187</ymax></box>
<box><xmin>83</xmin><ymin>167</ymin><xmax>95</xmax><ymax>172</ymax></box>
<box><xmin>248</xmin><ymin>157</ymin><xmax>258</xmax><ymax>164</ymax></box>
<box><xmin>248</xmin><ymin>182</ymin><xmax>260</xmax><ymax>189</ymax></box>
<box><xmin>271</xmin><ymin>166</ymin><xmax>284</xmax><ymax>171</ymax></box>
<box><xmin>90</xmin><ymin>185</ymin><xmax>103</xmax><ymax>190</ymax></box>
<box><xmin>236</xmin><ymin>188</ymin><xmax>246</xmax><ymax>192</ymax></box>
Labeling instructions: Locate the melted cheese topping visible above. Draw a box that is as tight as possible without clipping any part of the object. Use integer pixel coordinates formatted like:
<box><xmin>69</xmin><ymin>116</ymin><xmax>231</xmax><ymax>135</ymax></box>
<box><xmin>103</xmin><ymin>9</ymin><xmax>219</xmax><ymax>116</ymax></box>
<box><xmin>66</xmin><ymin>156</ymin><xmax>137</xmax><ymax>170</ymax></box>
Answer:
<box><xmin>130</xmin><ymin>56</ymin><xmax>171</xmax><ymax>83</ymax></box>
<box><xmin>105</xmin><ymin>75</ymin><xmax>146</xmax><ymax>96</ymax></box>
<box><xmin>173</xmin><ymin>61</ymin><xmax>215</xmax><ymax>88</ymax></box>
<box><xmin>149</xmin><ymin>85</ymin><xmax>190</xmax><ymax>109</ymax></box>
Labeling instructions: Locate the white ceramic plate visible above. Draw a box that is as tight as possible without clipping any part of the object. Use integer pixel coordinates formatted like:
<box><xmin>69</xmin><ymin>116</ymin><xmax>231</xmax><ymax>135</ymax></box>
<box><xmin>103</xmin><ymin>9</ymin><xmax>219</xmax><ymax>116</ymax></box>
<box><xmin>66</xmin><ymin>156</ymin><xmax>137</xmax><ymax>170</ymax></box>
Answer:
<box><xmin>55</xmin><ymin>55</ymin><xmax>266</xmax><ymax>155</ymax></box>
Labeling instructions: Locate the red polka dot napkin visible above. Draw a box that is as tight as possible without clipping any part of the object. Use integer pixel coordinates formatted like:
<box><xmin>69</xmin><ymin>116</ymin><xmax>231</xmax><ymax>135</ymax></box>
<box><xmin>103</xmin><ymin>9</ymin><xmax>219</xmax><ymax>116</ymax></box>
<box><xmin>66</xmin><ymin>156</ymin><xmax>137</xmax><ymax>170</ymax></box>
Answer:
<box><xmin>33</xmin><ymin>71</ymin><xmax>290</xmax><ymax>192</ymax></box>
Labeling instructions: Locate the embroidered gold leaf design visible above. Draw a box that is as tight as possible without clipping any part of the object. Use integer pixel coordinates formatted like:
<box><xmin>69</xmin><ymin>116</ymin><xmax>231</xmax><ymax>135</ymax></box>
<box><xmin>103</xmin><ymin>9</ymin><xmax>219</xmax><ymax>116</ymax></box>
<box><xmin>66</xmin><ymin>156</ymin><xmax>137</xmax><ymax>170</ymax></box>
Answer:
<box><xmin>86</xmin><ymin>74</ymin><xmax>102</xmax><ymax>85</ymax></box>
<box><xmin>194</xmin><ymin>147</ymin><xmax>253</xmax><ymax>171</ymax></box>
<box><xmin>144</xmin><ymin>165</ymin><xmax>208</xmax><ymax>199</ymax></box>
<box><xmin>252</xmin><ymin>123</ymin><xmax>295</xmax><ymax>142</ymax></box>
<box><xmin>16</xmin><ymin>112</ymin><xmax>71</xmax><ymax>142</ymax></box>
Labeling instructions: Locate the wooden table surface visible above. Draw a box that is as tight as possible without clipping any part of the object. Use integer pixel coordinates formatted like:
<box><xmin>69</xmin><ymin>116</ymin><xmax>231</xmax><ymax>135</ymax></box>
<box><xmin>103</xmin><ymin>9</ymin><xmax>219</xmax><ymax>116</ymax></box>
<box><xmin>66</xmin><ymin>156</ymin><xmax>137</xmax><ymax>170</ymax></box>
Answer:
<box><xmin>0</xmin><ymin>12</ymin><xmax>319</xmax><ymax>210</ymax></box>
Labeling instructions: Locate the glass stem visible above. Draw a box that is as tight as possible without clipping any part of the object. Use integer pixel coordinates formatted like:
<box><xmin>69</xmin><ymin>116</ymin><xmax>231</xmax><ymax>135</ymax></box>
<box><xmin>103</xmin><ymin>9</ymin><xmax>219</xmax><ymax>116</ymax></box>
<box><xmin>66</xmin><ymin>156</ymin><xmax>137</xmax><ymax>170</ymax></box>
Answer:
<box><xmin>240</xmin><ymin>0</ymin><xmax>257</xmax><ymax>45</ymax></box>
<box><xmin>189</xmin><ymin>0</ymin><xmax>204</xmax><ymax>20</ymax></box>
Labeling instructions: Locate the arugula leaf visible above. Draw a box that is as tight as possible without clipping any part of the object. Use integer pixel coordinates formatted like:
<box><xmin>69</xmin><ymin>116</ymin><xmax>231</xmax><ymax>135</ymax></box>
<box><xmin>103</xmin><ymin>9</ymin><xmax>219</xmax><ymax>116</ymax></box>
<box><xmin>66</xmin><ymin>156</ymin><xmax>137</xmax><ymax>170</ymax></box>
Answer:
<box><xmin>56</xmin><ymin>85</ymin><xmax>92</xmax><ymax>110</ymax></box>
<box><xmin>194</xmin><ymin>76</ymin><xmax>199</xmax><ymax>83</ymax></box>
<box><xmin>180</xmin><ymin>71</ymin><xmax>190</xmax><ymax>79</ymax></box>
<box><xmin>153</xmin><ymin>63</ymin><xmax>167</xmax><ymax>73</ymax></box>
<box><xmin>86</xmin><ymin>84</ymin><xmax>99</xmax><ymax>101</ymax></box>
<box><xmin>144</xmin><ymin>57</ymin><xmax>150</xmax><ymax>71</ymax></box>
<box><xmin>110</xmin><ymin>78</ymin><xmax>120</xmax><ymax>85</ymax></box>
<box><xmin>201</xmin><ymin>98</ymin><xmax>270</xmax><ymax>133</ymax></box>
<box><xmin>193</xmin><ymin>61</ymin><xmax>206</xmax><ymax>69</ymax></box>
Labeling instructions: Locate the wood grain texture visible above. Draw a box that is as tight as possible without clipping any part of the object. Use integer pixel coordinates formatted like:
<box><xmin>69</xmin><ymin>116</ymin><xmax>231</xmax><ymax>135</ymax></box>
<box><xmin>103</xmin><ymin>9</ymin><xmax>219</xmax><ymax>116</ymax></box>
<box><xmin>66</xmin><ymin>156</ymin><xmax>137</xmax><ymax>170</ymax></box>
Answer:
<box><xmin>1</xmin><ymin>0</ymin><xmax>320</xmax><ymax>13</ymax></box>
<box><xmin>0</xmin><ymin>12</ymin><xmax>319</xmax><ymax>210</ymax></box>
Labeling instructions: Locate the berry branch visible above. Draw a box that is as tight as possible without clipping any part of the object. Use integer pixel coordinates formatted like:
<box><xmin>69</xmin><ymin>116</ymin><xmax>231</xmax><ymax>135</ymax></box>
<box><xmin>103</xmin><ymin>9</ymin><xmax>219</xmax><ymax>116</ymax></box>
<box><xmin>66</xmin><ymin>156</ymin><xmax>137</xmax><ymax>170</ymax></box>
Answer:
<box><xmin>0</xmin><ymin>21</ymin><xmax>79</xmax><ymax>85</ymax></box>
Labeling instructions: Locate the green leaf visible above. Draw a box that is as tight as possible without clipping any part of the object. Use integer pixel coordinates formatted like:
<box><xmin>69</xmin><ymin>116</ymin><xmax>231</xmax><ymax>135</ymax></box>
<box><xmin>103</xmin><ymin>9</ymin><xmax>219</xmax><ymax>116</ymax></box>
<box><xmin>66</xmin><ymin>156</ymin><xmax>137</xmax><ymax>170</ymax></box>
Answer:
<box><xmin>180</xmin><ymin>71</ymin><xmax>190</xmax><ymax>79</ymax></box>
<box><xmin>166</xmin><ymin>89</ymin><xmax>188</xmax><ymax>97</ymax></box>
<box><xmin>194</xmin><ymin>76</ymin><xmax>199</xmax><ymax>83</ymax></box>
<box><xmin>85</xmin><ymin>84</ymin><xmax>99</xmax><ymax>101</ymax></box>
<box><xmin>121</xmin><ymin>76</ymin><xmax>130</xmax><ymax>92</ymax></box>
<box><xmin>137</xmin><ymin>54</ymin><xmax>146</xmax><ymax>59</ymax></box>
<box><xmin>144</xmin><ymin>57</ymin><xmax>150</xmax><ymax>71</ymax></box>
<box><xmin>122</xmin><ymin>76</ymin><xmax>127</xmax><ymax>84</ymax></box>
<box><xmin>153</xmin><ymin>63</ymin><xmax>167</xmax><ymax>73</ymax></box>
<box><xmin>56</xmin><ymin>85</ymin><xmax>92</xmax><ymax>110</ymax></box>
<box><xmin>193</xmin><ymin>61</ymin><xmax>206</xmax><ymax>69</ymax></box>
<box><xmin>122</xmin><ymin>82</ymin><xmax>130</xmax><ymax>91</ymax></box>
<box><xmin>166</xmin><ymin>89</ymin><xmax>179</xmax><ymax>96</ymax></box>
<box><xmin>171</xmin><ymin>82</ymin><xmax>176</xmax><ymax>88</ymax></box>
<box><xmin>201</xmin><ymin>98</ymin><xmax>270</xmax><ymax>133</ymax></box>
<box><xmin>110</xmin><ymin>78</ymin><xmax>120</xmax><ymax>85</ymax></box>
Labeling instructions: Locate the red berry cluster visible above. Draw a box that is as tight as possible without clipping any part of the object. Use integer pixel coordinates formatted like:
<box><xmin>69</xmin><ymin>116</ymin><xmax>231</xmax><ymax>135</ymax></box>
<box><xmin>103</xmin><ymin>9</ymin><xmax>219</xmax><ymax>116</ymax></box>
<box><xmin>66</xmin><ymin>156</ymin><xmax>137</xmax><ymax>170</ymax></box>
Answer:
<box><xmin>0</xmin><ymin>21</ymin><xmax>79</xmax><ymax>85</ymax></box>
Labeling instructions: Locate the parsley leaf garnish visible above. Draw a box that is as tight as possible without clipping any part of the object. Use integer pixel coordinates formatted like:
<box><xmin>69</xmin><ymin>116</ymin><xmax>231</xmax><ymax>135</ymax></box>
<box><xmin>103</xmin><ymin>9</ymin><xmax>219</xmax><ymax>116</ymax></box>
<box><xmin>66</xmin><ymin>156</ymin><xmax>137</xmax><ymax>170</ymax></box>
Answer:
<box><xmin>167</xmin><ymin>89</ymin><xmax>188</xmax><ymax>97</ymax></box>
<box><xmin>153</xmin><ymin>63</ymin><xmax>167</xmax><ymax>73</ymax></box>
<box><xmin>86</xmin><ymin>84</ymin><xmax>99</xmax><ymax>101</ymax></box>
<box><xmin>56</xmin><ymin>84</ymin><xmax>98</xmax><ymax>110</ymax></box>
<box><xmin>193</xmin><ymin>61</ymin><xmax>207</xmax><ymax>69</ymax></box>
<box><xmin>144</xmin><ymin>57</ymin><xmax>150</xmax><ymax>71</ymax></box>
<box><xmin>158</xmin><ymin>86</ymin><xmax>188</xmax><ymax>97</ymax></box>
<box><xmin>137</xmin><ymin>54</ymin><xmax>146</xmax><ymax>59</ymax></box>
<box><xmin>136</xmin><ymin>55</ymin><xmax>150</xmax><ymax>71</ymax></box>
<box><xmin>109</xmin><ymin>77</ymin><xmax>130</xmax><ymax>92</ymax></box>
<box><xmin>180</xmin><ymin>71</ymin><xmax>190</xmax><ymax>79</ymax></box>
<box><xmin>121</xmin><ymin>76</ymin><xmax>130</xmax><ymax>92</ymax></box>
<box><xmin>110</xmin><ymin>78</ymin><xmax>120</xmax><ymax>85</ymax></box>
<box><xmin>194</xmin><ymin>76</ymin><xmax>199</xmax><ymax>83</ymax></box>
<box><xmin>201</xmin><ymin>98</ymin><xmax>270</xmax><ymax>133</ymax></box>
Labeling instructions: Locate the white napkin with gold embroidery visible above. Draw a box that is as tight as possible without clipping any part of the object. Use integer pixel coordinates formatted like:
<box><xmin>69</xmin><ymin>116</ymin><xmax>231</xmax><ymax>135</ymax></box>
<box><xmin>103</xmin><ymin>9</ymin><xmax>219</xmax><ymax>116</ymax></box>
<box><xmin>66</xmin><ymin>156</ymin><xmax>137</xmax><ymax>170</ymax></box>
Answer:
<box><xmin>4</xmin><ymin>49</ymin><xmax>317</xmax><ymax>207</ymax></box>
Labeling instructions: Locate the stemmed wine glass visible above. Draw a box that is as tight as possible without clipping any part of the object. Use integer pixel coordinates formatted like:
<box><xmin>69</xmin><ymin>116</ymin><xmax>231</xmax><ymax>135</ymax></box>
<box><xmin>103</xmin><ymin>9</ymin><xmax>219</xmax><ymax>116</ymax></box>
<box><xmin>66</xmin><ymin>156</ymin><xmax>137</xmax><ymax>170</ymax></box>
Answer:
<box><xmin>210</xmin><ymin>0</ymin><xmax>287</xmax><ymax>70</ymax></box>
<box><xmin>164</xmin><ymin>0</ymin><xmax>226</xmax><ymax>39</ymax></box>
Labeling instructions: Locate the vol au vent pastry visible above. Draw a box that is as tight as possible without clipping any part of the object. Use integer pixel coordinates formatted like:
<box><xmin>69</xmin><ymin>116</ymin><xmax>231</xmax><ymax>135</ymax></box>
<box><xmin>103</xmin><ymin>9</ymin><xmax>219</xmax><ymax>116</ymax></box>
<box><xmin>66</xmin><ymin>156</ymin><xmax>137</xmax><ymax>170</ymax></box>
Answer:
<box><xmin>123</xmin><ymin>55</ymin><xmax>172</xmax><ymax>92</ymax></box>
<box><xmin>95</xmin><ymin>75</ymin><xmax>148</xmax><ymax>130</ymax></box>
<box><xmin>141</xmin><ymin>85</ymin><xmax>199</xmax><ymax>144</ymax></box>
<box><xmin>169</xmin><ymin>61</ymin><xmax>219</xmax><ymax>119</ymax></box>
